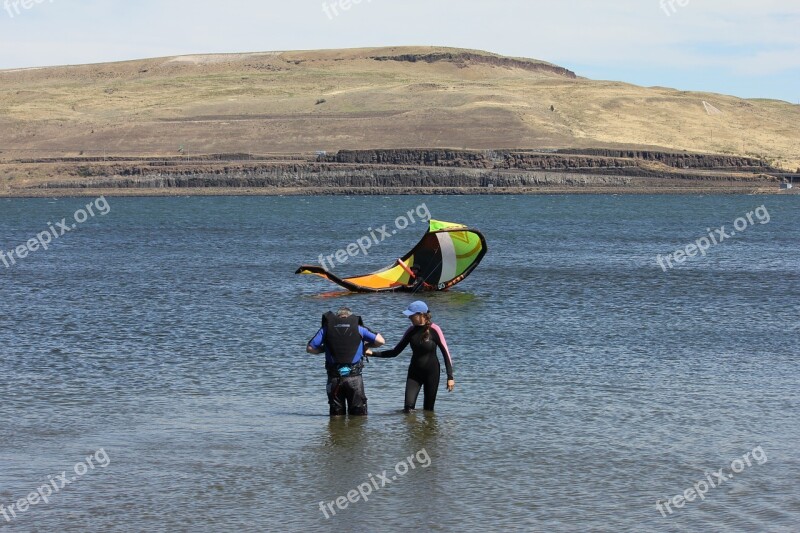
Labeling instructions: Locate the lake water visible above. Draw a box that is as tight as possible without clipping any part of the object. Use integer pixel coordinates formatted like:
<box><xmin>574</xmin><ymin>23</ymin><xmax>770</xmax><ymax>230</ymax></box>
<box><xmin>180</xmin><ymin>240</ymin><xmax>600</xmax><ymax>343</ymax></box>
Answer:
<box><xmin>1</xmin><ymin>195</ymin><xmax>798</xmax><ymax>532</ymax></box>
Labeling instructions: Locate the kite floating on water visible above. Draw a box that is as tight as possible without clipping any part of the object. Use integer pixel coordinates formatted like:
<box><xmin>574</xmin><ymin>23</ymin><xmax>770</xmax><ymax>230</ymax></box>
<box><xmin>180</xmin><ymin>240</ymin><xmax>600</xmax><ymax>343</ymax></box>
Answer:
<box><xmin>295</xmin><ymin>220</ymin><xmax>487</xmax><ymax>293</ymax></box>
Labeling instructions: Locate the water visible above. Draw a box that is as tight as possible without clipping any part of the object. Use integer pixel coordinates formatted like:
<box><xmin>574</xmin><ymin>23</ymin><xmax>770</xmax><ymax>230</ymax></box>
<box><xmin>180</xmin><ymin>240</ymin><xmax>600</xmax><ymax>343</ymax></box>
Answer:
<box><xmin>1</xmin><ymin>195</ymin><xmax>798</xmax><ymax>532</ymax></box>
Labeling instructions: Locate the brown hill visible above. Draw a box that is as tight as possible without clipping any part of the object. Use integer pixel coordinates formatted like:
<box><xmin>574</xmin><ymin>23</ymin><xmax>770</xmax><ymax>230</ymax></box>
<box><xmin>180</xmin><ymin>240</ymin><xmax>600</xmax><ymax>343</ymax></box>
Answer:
<box><xmin>0</xmin><ymin>46</ymin><xmax>797</xmax><ymax>194</ymax></box>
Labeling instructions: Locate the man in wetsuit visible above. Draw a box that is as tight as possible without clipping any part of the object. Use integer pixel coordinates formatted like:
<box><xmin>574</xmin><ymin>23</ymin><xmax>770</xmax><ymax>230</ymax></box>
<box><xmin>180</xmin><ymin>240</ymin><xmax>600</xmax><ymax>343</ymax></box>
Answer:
<box><xmin>307</xmin><ymin>307</ymin><xmax>385</xmax><ymax>416</ymax></box>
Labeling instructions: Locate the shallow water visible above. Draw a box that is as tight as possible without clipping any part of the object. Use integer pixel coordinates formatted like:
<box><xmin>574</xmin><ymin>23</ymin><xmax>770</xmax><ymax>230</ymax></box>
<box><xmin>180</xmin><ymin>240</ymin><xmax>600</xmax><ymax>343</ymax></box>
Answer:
<box><xmin>1</xmin><ymin>195</ymin><xmax>798</xmax><ymax>532</ymax></box>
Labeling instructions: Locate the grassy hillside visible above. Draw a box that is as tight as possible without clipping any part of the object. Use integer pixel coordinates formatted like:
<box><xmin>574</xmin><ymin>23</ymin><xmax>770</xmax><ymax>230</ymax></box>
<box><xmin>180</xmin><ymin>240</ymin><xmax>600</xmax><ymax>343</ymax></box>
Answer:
<box><xmin>1</xmin><ymin>46</ymin><xmax>798</xmax><ymax>170</ymax></box>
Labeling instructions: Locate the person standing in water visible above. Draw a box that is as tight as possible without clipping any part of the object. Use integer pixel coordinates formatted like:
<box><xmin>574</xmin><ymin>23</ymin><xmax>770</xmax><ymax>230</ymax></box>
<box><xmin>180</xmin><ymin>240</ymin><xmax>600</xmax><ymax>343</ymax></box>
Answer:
<box><xmin>370</xmin><ymin>301</ymin><xmax>454</xmax><ymax>412</ymax></box>
<box><xmin>307</xmin><ymin>307</ymin><xmax>385</xmax><ymax>416</ymax></box>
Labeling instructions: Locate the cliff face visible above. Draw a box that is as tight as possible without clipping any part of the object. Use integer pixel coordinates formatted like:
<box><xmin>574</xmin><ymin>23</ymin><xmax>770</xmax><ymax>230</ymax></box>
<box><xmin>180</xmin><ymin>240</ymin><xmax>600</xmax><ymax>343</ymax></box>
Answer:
<box><xmin>11</xmin><ymin>148</ymin><xmax>784</xmax><ymax>196</ymax></box>
<box><xmin>0</xmin><ymin>144</ymin><xmax>788</xmax><ymax>196</ymax></box>
<box><xmin>555</xmin><ymin>149</ymin><xmax>770</xmax><ymax>170</ymax></box>
<box><xmin>369</xmin><ymin>52</ymin><xmax>578</xmax><ymax>78</ymax></box>
<box><xmin>327</xmin><ymin>149</ymin><xmax>491</xmax><ymax>167</ymax></box>
<box><xmin>34</xmin><ymin>168</ymin><xmax>633</xmax><ymax>190</ymax></box>
<box><xmin>325</xmin><ymin>149</ymin><xmax>772</xmax><ymax>171</ymax></box>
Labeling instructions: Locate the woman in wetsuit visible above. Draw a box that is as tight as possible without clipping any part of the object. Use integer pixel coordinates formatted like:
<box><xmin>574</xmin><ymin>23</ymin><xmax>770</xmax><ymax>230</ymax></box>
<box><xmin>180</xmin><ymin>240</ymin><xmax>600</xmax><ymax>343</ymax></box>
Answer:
<box><xmin>370</xmin><ymin>301</ymin><xmax>455</xmax><ymax>412</ymax></box>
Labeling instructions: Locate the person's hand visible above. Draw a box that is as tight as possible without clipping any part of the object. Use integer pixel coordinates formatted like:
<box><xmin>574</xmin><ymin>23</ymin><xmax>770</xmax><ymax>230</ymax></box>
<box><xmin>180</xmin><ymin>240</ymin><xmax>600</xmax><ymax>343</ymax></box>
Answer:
<box><xmin>447</xmin><ymin>379</ymin><xmax>455</xmax><ymax>392</ymax></box>
<box><xmin>365</xmin><ymin>348</ymin><xmax>373</xmax><ymax>356</ymax></box>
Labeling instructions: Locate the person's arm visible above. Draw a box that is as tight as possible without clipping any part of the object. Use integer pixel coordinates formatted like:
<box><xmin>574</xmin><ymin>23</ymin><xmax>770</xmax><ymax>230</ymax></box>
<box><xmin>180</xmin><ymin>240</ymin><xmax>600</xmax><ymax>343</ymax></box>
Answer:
<box><xmin>359</xmin><ymin>326</ymin><xmax>385</xmax><ymax>357</ymax></box>
<box><xmin>360</xmin><ymin>326</ymin><xmax>385</xmax><ymax>348</ymax></box>
<box><xmin>431</xmin><ymin>324</ymin><xmax>455</xmax><ymax>391</ymax></box>
<box><xmin>370</xmin><ymin>326</ymin><xmax>413</xmax><ymax>358</ymax></box>
<box><xmin>306</xmin><ymin>328</ymin><xmax>325</xmax><ymax>354</ymax></box>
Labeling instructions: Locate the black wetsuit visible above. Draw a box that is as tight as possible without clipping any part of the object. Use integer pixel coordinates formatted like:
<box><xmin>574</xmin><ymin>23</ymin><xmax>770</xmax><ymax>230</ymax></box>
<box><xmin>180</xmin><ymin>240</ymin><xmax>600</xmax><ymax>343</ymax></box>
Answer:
<box><xmin>373</xmin><ymin>324</ymin><xmax>453</xmax><ymax>412</ymax></box>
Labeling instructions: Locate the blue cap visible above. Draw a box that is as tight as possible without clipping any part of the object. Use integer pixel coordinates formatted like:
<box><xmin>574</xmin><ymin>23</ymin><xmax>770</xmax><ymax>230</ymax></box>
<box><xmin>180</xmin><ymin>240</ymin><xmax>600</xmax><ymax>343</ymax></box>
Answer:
<box><xmin>403</xmin><ymin>301</ymin><xmax>429</xmax><ymax>316</ymax></box>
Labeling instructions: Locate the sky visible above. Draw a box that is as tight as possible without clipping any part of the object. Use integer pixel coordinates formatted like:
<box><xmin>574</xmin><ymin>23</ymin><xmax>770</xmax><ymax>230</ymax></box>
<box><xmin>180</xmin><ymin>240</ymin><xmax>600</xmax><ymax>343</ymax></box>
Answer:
<box><xmin>0</xmin><ymin>0</ymin><xmax>798</xmax><ymax>102</ymax></box>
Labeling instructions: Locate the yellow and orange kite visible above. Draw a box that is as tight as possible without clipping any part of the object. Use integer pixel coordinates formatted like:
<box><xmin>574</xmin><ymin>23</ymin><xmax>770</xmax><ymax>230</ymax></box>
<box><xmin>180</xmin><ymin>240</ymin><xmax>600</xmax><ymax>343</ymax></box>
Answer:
<box><xmin>296</xmin><ymin>220</ymin><xmax>487</xmax><ymax>292</ymax></box>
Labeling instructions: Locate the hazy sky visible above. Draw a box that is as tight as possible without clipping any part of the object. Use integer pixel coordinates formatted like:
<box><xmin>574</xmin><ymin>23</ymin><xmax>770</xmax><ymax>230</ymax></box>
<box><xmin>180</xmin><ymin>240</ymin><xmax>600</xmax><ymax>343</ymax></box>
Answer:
<box><xmin>1</xmin><ymin>0</ymin><xmax>798</xmax><ymax>102</ymax></box>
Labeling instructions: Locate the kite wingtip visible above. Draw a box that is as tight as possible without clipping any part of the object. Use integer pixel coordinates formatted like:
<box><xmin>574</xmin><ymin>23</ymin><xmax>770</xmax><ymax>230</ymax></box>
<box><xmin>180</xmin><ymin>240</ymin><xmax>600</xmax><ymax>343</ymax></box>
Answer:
<box><xmin>297</xmin><ymin>265</ymin><xmax>330</xmax><ymax>276</ymax></box>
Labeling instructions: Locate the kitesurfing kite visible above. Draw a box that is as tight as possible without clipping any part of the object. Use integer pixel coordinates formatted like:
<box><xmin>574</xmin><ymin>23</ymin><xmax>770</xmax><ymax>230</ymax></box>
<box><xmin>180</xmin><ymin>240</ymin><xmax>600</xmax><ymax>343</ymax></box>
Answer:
<box><xmin>296</xmin><ymin>220</ymin><xmax>487</xmax><ymax>293</ymax></box>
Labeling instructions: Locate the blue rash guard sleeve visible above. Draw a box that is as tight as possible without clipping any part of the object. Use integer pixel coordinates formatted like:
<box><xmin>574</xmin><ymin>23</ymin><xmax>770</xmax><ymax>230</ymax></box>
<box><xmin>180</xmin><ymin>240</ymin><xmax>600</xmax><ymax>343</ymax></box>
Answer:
<box><xmin>359</xmin><ymin>326</ymin><xmax>378</xmax><ymax>346</ymax></box>
<box><xmin>308</xmin><ymin>328</ymin><xmax>324</xmax><ymax>351</ymax></box>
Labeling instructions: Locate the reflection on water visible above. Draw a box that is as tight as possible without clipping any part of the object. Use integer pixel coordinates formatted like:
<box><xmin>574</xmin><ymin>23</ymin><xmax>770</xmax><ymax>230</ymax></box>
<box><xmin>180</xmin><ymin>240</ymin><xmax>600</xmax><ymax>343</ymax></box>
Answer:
<box><xmin>323</xmin><ymin>416</ymin><xmax>369</xmax><ymax>448</ymax></box>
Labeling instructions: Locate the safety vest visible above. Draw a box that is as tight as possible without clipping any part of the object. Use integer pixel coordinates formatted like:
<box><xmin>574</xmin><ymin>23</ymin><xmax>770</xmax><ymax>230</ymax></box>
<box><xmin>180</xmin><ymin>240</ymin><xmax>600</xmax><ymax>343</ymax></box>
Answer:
<box><xmin>322</xmin><ymin>312</ymin><xmax>363</xmax><ymax>365</ymax></box>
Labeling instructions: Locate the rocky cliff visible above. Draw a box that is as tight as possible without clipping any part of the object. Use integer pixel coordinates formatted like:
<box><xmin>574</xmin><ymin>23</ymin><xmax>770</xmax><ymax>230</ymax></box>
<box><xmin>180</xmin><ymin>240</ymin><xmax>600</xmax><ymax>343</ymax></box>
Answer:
<box><xmin>7</xmin><ymin>148</ymin><xmax>785</xmax><ymax>197</ymax></box>
<box><xmin>369</xmin><ymin>52</ymin><xmax>577</xmax><ymax>78</ymax></box>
